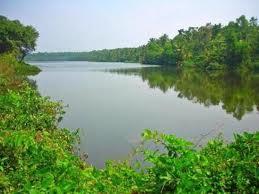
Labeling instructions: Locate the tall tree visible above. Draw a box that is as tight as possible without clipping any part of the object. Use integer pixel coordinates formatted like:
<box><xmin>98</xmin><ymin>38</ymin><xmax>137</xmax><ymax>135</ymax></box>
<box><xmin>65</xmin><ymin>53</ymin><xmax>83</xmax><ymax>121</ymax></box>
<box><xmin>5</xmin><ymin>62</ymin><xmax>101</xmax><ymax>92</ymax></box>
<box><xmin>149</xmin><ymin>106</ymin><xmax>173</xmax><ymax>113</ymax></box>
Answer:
<box><xmin>0</xmin><ymin>15</ymin><xmax>39</xmax><ymax>61</ymax></box>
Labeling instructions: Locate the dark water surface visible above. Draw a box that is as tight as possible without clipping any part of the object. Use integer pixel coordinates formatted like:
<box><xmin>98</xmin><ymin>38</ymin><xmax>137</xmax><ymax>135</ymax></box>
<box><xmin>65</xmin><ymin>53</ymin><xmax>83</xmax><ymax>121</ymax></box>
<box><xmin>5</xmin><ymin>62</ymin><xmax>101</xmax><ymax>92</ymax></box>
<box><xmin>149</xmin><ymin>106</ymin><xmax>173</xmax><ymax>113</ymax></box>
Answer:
<box><xmin>31</xmin><ymin>61</ymin><xmax>259</xmax><ymax>167</ymax></box>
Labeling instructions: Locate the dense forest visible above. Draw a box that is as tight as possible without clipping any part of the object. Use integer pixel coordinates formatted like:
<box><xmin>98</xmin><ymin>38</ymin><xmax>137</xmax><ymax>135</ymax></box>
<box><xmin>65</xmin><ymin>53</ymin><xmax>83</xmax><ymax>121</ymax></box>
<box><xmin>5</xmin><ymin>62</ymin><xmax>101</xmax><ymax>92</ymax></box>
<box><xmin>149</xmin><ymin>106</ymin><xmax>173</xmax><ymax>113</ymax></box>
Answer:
<box><xmin>141</xmin><ymin>15</ymin><xmax>259</xmax><ymax>70</ymax></box>
<box><xmin>26</xmin><ymin>47</ymin><xmax>142</xmax><ymax>62</ymax></box>
<box><xmin>27</xmin><ymin>15</ymin><xmax>259</xmax><ymax>70</ymax></box>
<box><xmin>1</xmin><ymin>15</ymin><xmax>259</xmax><ymax>193</ymax></box>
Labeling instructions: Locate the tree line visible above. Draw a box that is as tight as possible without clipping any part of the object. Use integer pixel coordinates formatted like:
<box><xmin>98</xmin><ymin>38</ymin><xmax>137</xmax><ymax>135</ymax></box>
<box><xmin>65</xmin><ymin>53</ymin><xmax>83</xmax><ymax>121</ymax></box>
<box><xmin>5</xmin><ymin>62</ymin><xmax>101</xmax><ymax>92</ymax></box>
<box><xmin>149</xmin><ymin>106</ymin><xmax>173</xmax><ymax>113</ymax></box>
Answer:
<box><xmin>141</xmin><ymin>15</ymin><xmax>259</xmax><ymax>70</ymax></box>
<box><xmin>27</xmin><ymin>15</ymin><xmax>259</xmax><ymax>70</ymax></box>
<box><xmin>26</xmin><ymin>48</ymin><xmax>141</xmax><ymax>62</ymax></box>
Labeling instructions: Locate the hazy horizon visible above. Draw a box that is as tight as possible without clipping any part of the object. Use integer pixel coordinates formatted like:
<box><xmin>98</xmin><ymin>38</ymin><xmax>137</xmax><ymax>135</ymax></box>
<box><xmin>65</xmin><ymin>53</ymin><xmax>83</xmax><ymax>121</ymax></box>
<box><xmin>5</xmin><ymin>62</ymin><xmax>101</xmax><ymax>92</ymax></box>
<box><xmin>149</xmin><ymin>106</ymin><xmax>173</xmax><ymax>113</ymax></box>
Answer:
<box><xmin>1</xmin><ymin>0</ymin><xmax>259</xmax><ymax>52</ymax></box>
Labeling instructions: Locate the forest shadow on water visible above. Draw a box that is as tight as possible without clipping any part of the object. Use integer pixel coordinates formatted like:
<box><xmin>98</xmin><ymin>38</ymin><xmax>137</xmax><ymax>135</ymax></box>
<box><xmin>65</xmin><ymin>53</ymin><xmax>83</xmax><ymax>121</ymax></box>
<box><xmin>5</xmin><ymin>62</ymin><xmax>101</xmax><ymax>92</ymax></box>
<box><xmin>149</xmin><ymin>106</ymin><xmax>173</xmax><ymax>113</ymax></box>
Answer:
<box><xmin>108</xmin><ymin>66</ymin><xmax>259</xmax><ymax>120</ymax></box>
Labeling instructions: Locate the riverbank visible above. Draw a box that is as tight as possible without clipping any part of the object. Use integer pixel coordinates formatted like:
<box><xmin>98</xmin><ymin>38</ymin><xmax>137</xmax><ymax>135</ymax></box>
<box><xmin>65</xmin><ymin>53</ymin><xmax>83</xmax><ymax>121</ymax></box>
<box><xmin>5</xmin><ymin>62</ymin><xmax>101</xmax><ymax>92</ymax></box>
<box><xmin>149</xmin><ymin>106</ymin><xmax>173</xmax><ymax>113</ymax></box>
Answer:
<box><xmin>0</xmin><ymin>54</ymin><xmax>258</xmax><ymax>193</ymax></box>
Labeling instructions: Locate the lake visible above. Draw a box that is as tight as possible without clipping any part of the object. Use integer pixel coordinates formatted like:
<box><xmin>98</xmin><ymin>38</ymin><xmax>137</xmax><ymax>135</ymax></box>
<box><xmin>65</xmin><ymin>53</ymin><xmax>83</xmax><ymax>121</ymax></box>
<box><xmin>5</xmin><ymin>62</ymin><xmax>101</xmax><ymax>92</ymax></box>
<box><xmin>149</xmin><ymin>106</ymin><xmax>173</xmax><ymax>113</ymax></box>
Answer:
<box><xmin>31</xmin><ymin>61</ymin><xmax>259</xmax><ymax>167</ymax></box>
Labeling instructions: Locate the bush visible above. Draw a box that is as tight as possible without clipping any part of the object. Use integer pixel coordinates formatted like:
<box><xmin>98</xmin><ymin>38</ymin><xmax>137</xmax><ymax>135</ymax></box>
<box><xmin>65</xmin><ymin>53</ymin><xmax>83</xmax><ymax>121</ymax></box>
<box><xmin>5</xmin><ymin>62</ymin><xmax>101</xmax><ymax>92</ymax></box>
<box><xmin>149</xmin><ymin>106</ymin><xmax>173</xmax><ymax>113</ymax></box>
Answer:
<box><xmin>0</xmin><ymin>85</ymin><xmax>144</xmax><ymax>193</ymax></box>
<box><xmin>139</xmin><ymin>129</ymin><xmax>259</xmax><ymax>193</ymax></box>
<box><xmin>0</xmin><ymin>54</ymin><xmax>40</xmax><ymax>92</ymax></box>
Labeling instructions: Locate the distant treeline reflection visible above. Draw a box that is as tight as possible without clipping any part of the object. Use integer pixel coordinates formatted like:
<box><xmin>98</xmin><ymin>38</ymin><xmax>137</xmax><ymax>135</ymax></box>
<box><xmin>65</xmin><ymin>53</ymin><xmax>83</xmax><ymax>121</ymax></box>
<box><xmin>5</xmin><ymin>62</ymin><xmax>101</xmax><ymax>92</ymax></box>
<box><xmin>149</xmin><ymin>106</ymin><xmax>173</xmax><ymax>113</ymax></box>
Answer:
<box><xmin>109</xmin><ymin>67</ymin><xmax>259</xmax><ymax>120</ymax></box>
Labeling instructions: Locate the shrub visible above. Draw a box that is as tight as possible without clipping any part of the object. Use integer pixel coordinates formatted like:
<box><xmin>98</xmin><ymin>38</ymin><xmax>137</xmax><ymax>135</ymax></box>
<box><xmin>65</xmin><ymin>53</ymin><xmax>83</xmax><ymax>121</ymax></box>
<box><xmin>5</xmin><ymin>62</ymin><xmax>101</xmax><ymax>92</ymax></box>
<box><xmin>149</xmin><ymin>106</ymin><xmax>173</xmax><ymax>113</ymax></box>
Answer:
<box><xmin>140</xmin><ymin>129</ymin><xmax>259</xmax><ymax>193</ymax></box>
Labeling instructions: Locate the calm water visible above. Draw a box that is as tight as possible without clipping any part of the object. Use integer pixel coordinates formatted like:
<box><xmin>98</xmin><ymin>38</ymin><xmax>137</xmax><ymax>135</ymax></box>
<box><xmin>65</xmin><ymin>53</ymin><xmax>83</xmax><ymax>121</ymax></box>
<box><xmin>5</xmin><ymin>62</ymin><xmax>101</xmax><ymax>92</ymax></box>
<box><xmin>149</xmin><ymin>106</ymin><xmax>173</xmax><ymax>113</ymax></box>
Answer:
<box><xmin>31</xmin><ymin>61</ymin><xmax>259</xmax><ymax>167</ymax></box>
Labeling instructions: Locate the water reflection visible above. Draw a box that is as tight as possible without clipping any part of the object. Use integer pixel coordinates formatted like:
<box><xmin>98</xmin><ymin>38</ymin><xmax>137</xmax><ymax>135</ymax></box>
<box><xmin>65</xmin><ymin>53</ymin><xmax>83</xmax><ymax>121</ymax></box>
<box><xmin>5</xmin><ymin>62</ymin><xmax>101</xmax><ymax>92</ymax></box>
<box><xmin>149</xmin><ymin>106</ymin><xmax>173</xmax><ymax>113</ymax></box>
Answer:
<box><xmin>108</xmin><ymin>67</ymin><xmax>259</xmax><ymax>120</ymax></box>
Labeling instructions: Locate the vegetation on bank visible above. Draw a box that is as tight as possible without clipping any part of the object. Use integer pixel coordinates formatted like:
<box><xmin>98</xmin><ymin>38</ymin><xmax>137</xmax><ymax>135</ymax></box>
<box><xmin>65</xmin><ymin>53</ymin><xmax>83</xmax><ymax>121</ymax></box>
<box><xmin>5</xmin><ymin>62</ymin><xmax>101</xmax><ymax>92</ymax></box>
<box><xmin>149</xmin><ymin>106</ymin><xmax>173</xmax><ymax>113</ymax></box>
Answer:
<box><xmin>0</xmin><ymin>54</ymin><xmax>40</xmax><ymax>93</ymax></box>
<box><xmin>27</xmin><ymin>15</ymin><xmax>259</xmax><ymax>70</ymax></box>
<box><xmin>0</xmin><ymin>76</ymin><xmax>258</xmax><ymax>193</ymax></box>
<box><xmin>141</xmin><ymin>15</ymin><xmax>259</xmax><ymax>70</ymax></box>
<box><xmin>25</xmin><ymin>47</ymin><xmax>141</xmax><ymax>63</ymax></box>
<box><xmin>0</xmin><ymin>15</ymin><xmax>258</xmax><ymax>193</ymax></box>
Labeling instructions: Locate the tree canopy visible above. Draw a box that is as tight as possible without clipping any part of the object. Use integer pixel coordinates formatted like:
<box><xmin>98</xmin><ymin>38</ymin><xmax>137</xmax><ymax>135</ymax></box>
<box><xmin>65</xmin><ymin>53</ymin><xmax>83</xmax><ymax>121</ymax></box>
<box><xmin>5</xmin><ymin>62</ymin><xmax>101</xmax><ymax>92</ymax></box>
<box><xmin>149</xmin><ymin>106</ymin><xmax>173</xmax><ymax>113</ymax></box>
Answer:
<box><xmin>27</xmin><ymin>15</ymin><xmax>259</xmax><ymax>70</ymax></box>
<box><xmin>0</xmin><ymin>15</ymin><xmax>39</xmax><ymax>61</ymax></box>
<box><xmin>141</xmin><ymin>15</ymin><xmax>259</xmax><ymax>70</ymax></box>
<box><xmin>26</xmin><ymin>47</ymin><xmax>142</xmax><ymax>62</ymax></box>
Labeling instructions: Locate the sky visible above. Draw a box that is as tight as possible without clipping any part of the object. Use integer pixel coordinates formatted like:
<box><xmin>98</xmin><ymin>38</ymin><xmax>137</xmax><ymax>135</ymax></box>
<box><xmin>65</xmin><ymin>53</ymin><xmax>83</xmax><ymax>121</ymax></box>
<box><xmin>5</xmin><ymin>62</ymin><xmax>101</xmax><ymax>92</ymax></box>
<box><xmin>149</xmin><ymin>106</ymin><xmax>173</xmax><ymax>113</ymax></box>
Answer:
<box><xmin>0</xmin><ymin>0</ymin><xmax>259</xmax><ymax>52</ymax></box>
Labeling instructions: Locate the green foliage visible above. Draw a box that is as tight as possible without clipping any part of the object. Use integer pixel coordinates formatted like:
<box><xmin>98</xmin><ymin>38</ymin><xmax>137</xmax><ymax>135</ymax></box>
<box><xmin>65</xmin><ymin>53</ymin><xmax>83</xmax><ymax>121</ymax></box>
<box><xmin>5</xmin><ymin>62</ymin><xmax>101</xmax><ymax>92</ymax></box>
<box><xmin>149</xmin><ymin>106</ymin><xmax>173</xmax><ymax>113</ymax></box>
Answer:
<box><xmin>0</xmin><ymin>53</ymin><xmax>40</xmax><ymax>76</ymax></box>
<box><xmin>141</xmin><ymin>16</ymin><xmax>259</xmax><ymax>70</ymax></box>
<box><xmin>0</xmin><ymin>15</ymin><xmax>40</xmax><ymax>91</ymax></box>
<box><xmin>0</xmin><ymin>85</ymin><xmax>83</xmax><ymax>193</ymax></box>
<box><xmin>0</xmin><ymin>53</ymin><xmax>40</xmax><ymax>93</ymax></box>
<box><xmin>26</xmin><ymin>47</ymin><xmax>142</xmax><ymax>63</ymax></box>
<box><xmin>1</xmin><ymin>70</ymin><xmax>258</xmax><ymax>193</ymax></box>
<box><xmin>0</xmin><ymin>15</ymin><xmax>39</xmax><ymax>61</ymax></box>
<box><xmin>1</xmin><ymin>15</ymin><xmax>258</xmax><ymax>193</ymax></box>
<box><xmin>0</xmin><ymin>53</ymin><xmax>143</xmax><ymax>193</ymax></box>
<box><xmin>0</xmin><ymin>82</ymin><xmax>145</xmax><ymax>193</ymax></box>
<box><xmin>27</xmin><ymin>15</ymin><xmax>259</xmax><ymax>71</ymax></box>
<box><xmin>140</xmin><ymin>129</ymin><xmax>259</xmax><ymax>193</ymax></box>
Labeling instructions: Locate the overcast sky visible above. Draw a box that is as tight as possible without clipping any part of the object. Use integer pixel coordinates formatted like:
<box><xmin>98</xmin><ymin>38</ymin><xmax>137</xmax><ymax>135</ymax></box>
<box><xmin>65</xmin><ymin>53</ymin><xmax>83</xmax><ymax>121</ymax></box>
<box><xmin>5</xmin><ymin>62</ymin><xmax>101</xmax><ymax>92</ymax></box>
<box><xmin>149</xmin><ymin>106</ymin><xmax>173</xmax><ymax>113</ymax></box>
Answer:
<box><xmin>1</xmin><ymin>0</ymin><xmax>258</xmax><ymax>52</ymax></box>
